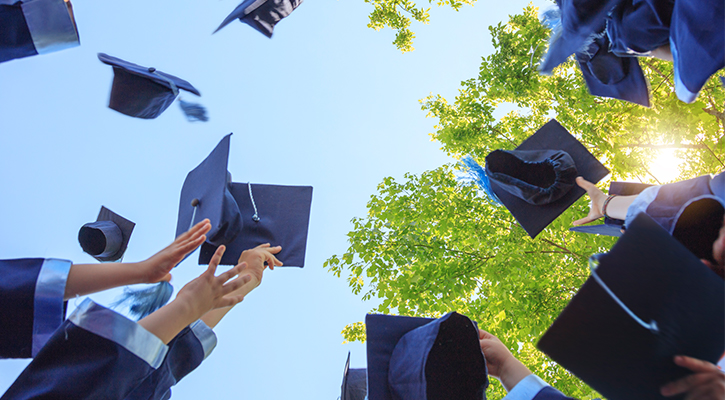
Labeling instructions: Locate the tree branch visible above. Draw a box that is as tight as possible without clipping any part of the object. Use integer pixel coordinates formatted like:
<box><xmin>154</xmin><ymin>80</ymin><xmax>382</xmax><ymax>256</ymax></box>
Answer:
<box><xmin>538</xmin><ymin>238</ymin><xmax>584</xmax><ymax>258</ymax></box>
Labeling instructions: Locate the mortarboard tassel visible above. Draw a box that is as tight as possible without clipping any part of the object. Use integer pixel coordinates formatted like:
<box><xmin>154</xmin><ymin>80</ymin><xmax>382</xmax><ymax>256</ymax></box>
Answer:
<box><xmin>111</xmin><ymin>281</ymin><xmax>173</xmax><ymax>320</ymax></box>
<box><xmin>179</xmin><ymin>99</ymin><xmax>209</xmax><ymax>122</ymax></box>
<box><xmin>460</xmin><ymin>155</ymin><xmax>503</xmax><ymax>205</ymax></box>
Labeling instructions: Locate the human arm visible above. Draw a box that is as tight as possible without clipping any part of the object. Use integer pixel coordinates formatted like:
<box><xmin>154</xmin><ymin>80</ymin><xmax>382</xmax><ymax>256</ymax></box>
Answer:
<box><xmin>478</xmin><ymin>329</ymin><xmax>532</xmax><ymax>391</ymax></box>
<box><xmin>64</xmin><ymin>219</ymin><xmax>211</xmax><ymax>300</ymax></box>
<box><xmin>138</xmin><ymin>245</ymin><xmax>250</xmax><ymax>344</ymax></box>
<box><xmin>572</xmin><ymin>177</ymin><xmax>638</xmax><ymax>225</ymax></box>
<box><xmin>660</xmin><ymin>356</ymin><xmax>725</xmax><ymax>400</ymax></box>
<box><xmin>200</xmin><ymin>243</ymin><xmax>282</xmax><ymax>328</ymax></box>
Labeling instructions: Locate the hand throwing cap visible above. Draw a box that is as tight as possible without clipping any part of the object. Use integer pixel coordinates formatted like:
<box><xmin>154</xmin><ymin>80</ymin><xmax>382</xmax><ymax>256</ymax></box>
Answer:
<box><xmin>78</xmin><ymin>206</ymin><xmax>135</xmax><ymax>262</ymax></box>
<box><xmin>214</xmin><ymin>0</ymin><xmax>303</xmax><ymax>37</ymax></box>
<box><xmin>569</xmin><ymin>181</ymin><xmax>653</xmax><ymax>237</ymax></box>
<box><xmin>177</xmin><ymin>133</ymin><xmax>313</xmax><ymax>267</ymax></box>
<box><xmin>98</xmin><ymin>53</ymin><xmax>205</xmax><ymax>120</ymax></box>
<box><xmin>468</xmin><ymin>119</ymin><xmax>609</xmax><ymax>238</ymax></box>
<box><xmin>0</xmin><ymin>0</ymin><xmax>79</xmax><ymax>64</ymax></box>
<box><xmin>366</xmin><ymin>312</ymin><xmax>488</xmax><ymax>400</ymax></box>
<box><xmin>538</xmin><ymin>213</ymin><xmax>725</xmax><ymax>400</ymax></box>
<box><xmin>341</xmin><ymin>352</ymin><xmax>367</xmax><ymax>400</ymax></box>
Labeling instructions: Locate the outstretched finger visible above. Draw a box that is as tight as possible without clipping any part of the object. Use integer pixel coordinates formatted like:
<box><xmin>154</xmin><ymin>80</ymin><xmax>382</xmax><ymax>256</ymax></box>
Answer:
<box><xmin>206</xmin><ymin>245</ymin><xmax>226</xmax><ymax>276</ymax></box>
<box><xmin>223</xmin><ymin>274</ymin><xmax>252</xmax><ymax>294</ymax></box>
<box><xmin>674</xmin><ymin>355</ymin><xmax>719</xmax><ymax>374</ymax></box>
<box><xmin>219</xmin><ymin>294</ymin><xmax>246</xmax><ymax>309</ymax></box>
<box><xmin>573</xmin><ymin>216</ymin><xmax>597</xmax><ymax>226</ymax></box>
<box><xmin>216</xmin><ymin>261</ymin><xmax>248</xmax><ymax>283</ymax></box>
<box><xmin>180</xmin><ymin>219</ymin><xmax>211</xmax><ymax>241</ymax></box>
<box><xmin>576</xmin><ymin>176</ymin><xmax>596</xmax><ymax>192</ymax></box>
<box><xmin>661</xmin><ymin>372</ymin><xmax>714</xmax><ymax>396</ymax></box>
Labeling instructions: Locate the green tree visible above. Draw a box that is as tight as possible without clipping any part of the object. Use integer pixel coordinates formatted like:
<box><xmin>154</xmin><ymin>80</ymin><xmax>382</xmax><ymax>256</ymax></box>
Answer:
<box><xmin>327</xmin><ymin>5</ymin><xmax>725</xmax><ymax>398</ymax></box>
<box><xmin>363</xmin><ymin>0</ymin><xmax>475</xmax><ymax>52</ymax></box>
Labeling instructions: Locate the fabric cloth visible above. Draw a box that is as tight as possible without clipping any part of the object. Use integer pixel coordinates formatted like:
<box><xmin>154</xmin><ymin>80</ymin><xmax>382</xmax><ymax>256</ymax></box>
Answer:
<box><xmin>502</xmin><ymin>375</ymin><xmax>577</xmax><ymax>400</ymax></box>
<box><xmin>1</xmin><ymin>299</ymin><xmax>168</xmax><ymax>400</ymax></box>
<box><xmin>124</xmin><ymin>320</ymin><xmax>217</xmax><ymax>400</ymax></box>
<box><xmin>0</xmin><ymin>258</ymin><xmax>72</xmax><ymax>359</ymax></box>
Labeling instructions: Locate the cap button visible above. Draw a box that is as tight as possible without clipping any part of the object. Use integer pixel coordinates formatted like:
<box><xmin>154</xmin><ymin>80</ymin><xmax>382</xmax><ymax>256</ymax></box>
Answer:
<box><xmin>148</xmin><ymin>67</ymin><xmax>156</xmax><ymax>73</ymax></box>
<box><xmin>191</xmin><ymin>198</ymin><xmax>200</xmax><ymax>207</ymax></box>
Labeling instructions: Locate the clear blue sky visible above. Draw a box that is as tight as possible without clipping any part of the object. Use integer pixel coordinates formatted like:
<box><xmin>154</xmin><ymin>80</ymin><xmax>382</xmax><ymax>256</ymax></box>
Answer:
<box><xmin>0</xmin><ymin>0</ymin><xmax>549</xmax><ymax>398</ymax></box>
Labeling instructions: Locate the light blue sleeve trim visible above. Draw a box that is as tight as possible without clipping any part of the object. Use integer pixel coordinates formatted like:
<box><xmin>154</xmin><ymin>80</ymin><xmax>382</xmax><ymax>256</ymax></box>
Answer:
<box><xmin>624</xmin><ymin>185</ymin><xmax>661</xmax><ymax>229</ymax></box>
<box><xmin>670</xmin><ymin>38</ymin><xmax>698</xmax><ymax>103</ymax></box>
<box><xmin>32</xmin><ymin>258</ymin><xmax>72</xmax><ymax>357</ymax></box>
<box><xmin>69</xmin><ymin>299</ymin><xmax>168</xmax><ymax>369</ymax></box>
<box><xmin>502</xmin><ymin>374</ymin><xmax>550</xmax><ymax>400</ymax></box>
<box><xmin>190</xmin><ymin>320</ymin><xmax>217</xmax><ymax>360</ymax></box>
<box><xmin>22</xmin><ymin>0</ymin><xmax>79</xmax><ymax>55</ymax></box>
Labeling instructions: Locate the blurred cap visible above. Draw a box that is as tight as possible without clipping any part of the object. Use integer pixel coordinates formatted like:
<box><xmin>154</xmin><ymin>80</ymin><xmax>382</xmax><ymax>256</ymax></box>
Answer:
<box><xmin>570</xmin><ymin>181</ymin><xmax>653</xmax><ymax>237</ymax></box>
<box><xmin>538</xmin><ymin>213</ymin><xmax>725</xmax><ymax>399</ymax></box>
<box><xmin>0</xmin><ymin>0</ymin><xmax>79</xmax><ymax>64</ymax></box>
<box><xmin>98</xmin><ymin>53</ymin><xmax>201</xmax><ymax>119</ymax></box>
<box><xmin>78</xmin><ymin>206</ymin><xmax>135</xmax><ymax>262</ymax></box>
<box><xmin>576</xmin><ymin>33</ymin><xmax>651</xmax><ymax>107</ymax></box>
<box><xmin>341</xmin><ymin>352</ymin><xmax>367</xmax><ymax>400</ymax></box>
<box><xmin>214</xmin><ymin>0</ymin><xmax>303</xmax><ymax>37</ymax></box>
<box><xmin>485</xmin><ymin>119</ymin><xmax>609</xmax><ymax>238</ymax></box>
<box><xmin>671</xmin><ymin>195</ymin><xmax>725</xmax><ymax>263</ymax></box>
<box><xmin>366</xmin><ymin>312</ymin><xmax>488</xmax><ymax>400</ymax></box>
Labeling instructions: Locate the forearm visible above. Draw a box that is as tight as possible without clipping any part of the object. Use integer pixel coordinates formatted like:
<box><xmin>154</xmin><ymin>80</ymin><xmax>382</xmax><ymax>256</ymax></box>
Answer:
<box><xmin>64</xmin><ymin>261</ymin><xmax>145</xmax><ymax>300</ymax></box>
<box><xmin>603</xmin><ymin>195</ymin><xmax>638</xmax><ymax>221</ymax></box>
<box><xmin>139</xmin><ymin>299</ymin><xmax>200</xmax><ymax>344</ymax></box>
<box><xmin>499</xmin><ymin>358</ymin><xmax>533</xmax><ymax>392</ymax></box>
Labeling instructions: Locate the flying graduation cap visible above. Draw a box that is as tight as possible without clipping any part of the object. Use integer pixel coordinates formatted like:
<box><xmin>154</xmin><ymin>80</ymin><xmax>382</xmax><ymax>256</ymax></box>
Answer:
<box><xmin>176</xmin><ymin>133</ymin><xmax>313</xmax><ymax>266</ymax></box>
<box><xmin>214</xmin><ymin>0</ymin><xmax>303</xmax><ymax>37</ymax></box>
<box><xmin>538</xmin><ymin>213</ymin><xmax>725</xmax><ymax>400</ymax></box>
<box><xmin>0</xmin><ymin>0</ymin><xmax>79</xmax><ymax>64</ymax></box>
<box><xmin>366</xmin><ymin>312</ymin><xmax>488</xmax><ymax>400</ymax></box>
<box><xmin>464</xmin><ymin>119</ymin><xmax>609</xmax><ymax>238</ymax></box>
<box><xmin>98</xmin><ymin>53</ymin><xmax>208</xmax><ymax>122</ymax></box>
<box><xmin>78</xmin><ymin>206</ymin><xmax>135</xmax><ymax>262</ymax></box>
<box><xmin>341</xmin><ymin>352</ymin><xmax>367</xmax><ymax>400</ymax></box>
<box><xmin>569</xmin><ymin>181</ymin><xmax>653</xmax><ymax>237</ymax></box>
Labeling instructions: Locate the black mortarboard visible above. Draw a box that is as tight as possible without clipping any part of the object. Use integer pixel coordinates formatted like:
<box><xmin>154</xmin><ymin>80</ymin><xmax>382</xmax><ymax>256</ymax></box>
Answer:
<box><xmin>366</xmin><ymin>312</ymin><xmax>488</xmax><ymax>400</ymax></box>
<box><xmin>570</xmin><ymin>181</ymin><xmax>653</xmax><ymax>237</ymax></box>
<box><xmin>538</xmin><ymin>213</ymin><xmax>725</xmax><ymax>400</ymax></box>
<box><xmin>341</xmin><ymin>352</ymin><xmax>367</xmax><ymax>400</ymax></box>
<box><xmin>576</xmin><ymin>33</ymin><xmax>651</xmax><ymax>107</ymax></box>
<box><xmin>78</xmin><ymin>206</ymin><xmax>135</xmax><ymax>262</ymax></box>
<box><xmin>671</xmin><ymin>196</ymin><xmax>725</xmax><ymax>263</ymax></box>
<box><xmin>0</xmin><ymin>0</ymin><xmax>79</xmax><ymax>64</ymax></box>
<box><xmin>471</xmin><ymin>119</ymin><xmax>609</xmax><ymax>238</ymax></box>
<box><xmin>176</xmin><ymin>133</ymin><xmax>313</xmax><ymax>266</ymax></box>
<box><xmin>214</xmin><ymin>0</ymin><xmax>303</xmax><ymax>38</ymax></box>
<box><xmin>98</xmin><ymin>53</ymin><xmax>207</xmax><ymax>121</ymax></box>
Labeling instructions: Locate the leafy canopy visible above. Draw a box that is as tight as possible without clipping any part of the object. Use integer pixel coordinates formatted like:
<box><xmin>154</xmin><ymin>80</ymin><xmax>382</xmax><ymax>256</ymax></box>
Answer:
<box><xmin>327</xmin><ymin>5</ymin><xmax>725</xmax><ymax>398</ymax></box>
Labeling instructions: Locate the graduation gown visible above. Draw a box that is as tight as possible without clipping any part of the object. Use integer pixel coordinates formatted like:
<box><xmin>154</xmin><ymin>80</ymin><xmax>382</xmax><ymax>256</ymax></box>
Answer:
<box><xmin>1</xmin><ymin>299</ymin><xmax>168</xmax><ymax>400</ymax></box>
<box><xmin>123</xmin><ymin>320</ymin><xmax>217</xmax><ymax>400</ymax></box>
<box><xmin>0</xmin><ymin>258</ymin><xmax>71</xmax><ymax>359</ymax></box>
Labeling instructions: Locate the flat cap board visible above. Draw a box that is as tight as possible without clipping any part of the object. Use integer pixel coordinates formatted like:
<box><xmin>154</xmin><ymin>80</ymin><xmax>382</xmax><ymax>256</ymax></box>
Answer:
<box><xmin>198</xmin><ymin>183</ymin><xmax>313</xmax><ymax>267</ymax></box>
<box><xmin>491</xmin><ymin>119</ymin><xmax>609</xmax><ymax>238</ymax></box>
<box><xmin>538</xmin><ymin>213</ymin><xmax>725</xmax><ymax>400</ymax></box>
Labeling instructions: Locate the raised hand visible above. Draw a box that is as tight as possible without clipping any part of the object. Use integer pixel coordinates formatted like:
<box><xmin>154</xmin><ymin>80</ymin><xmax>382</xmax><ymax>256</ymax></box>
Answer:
<box><xmin>661</xmin><ymin>356</ymin><xmax>725</xmax><ymax>400</ymax></box>
<box><xmin>139</xmin><ymin>219</ymin><xmax>211</xmax><ymax>284</ymax></box>
<box><xmin>478</xmin><ymin>329</ymin><xmax>532</xmax><ymax>391</ymax></box>
<box><xmin>237</xmin><ymin>243</ymin><xmax>283</xmax><ymax>284</ymax></box>
<box><xmin>572</xmin><ymin>177</ymin><xmax>607</xmax><ymax>226</ymax></box>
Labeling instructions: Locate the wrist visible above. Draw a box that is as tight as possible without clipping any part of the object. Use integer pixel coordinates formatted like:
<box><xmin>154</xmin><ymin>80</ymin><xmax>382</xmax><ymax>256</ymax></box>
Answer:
<box><xmin>499</xmin><ymin>357</ymin><xmax>532</xmax><ymax>392</ymax></box>
<box><xmin>601</xmin><ymin>194</ymin><xmax>617</xmax><ymax>219</ymax></box>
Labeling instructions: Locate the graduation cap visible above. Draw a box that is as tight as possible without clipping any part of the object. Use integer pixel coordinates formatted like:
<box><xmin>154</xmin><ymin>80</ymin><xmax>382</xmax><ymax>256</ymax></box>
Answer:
<box><xmin>78</xmin><ymin>206</ymin><xmax>135</xmax><ymax>262</ymax></box>
<box><xmin>366</xmin><ymin>312</ymin><xmax>488</xmax><ymax>400</ymax></box>
<box><xmin>214</xmin><ymin>0</ymin><xmax>303</xmax><ymax>37</ymax></box>
<box><xmin>0</xmin><ymin>0</ymin><xmax>79</xmax><ymax>64</ymax></box>
<box><xmin>98</xmin><ymin>53</ymin><xmax>208</xmax><ymax>121</ymax></box>
<box><xmin>576</xmin><ymin>33</ymin><xmax>651</xmax><ymax>107</ymax></box>
<box><xmin>539</xmin><ymin>0</ymin><xmax>620</xmax><ymax>74</ymax></box>
<box><xmin>176</xmin><ymin>133</ymin><xmax>313</xmax><ymax>266</ymax></box>
<box><xmin>341</xmin><ymin>352</ymin><xmax>367</xmax><ymax>400</ymax></box>
<box><xmin>570</xmin><ymin>181</ymin><xmax>653</xmax><ymax>237</ymax></box>
<box><xmin>464</xmin><ymin>119</ymin><xmax>609</xmax><ymax>238</ymax></box>
<box><xmin>537</xmin><ymin>213</ymin><xmax>725</xmax><ymax>400</ymax></box>
<box><xmin>671</xmin><ymin>195</ymin><xmax>725</xmax><ymax>264</ymax></box>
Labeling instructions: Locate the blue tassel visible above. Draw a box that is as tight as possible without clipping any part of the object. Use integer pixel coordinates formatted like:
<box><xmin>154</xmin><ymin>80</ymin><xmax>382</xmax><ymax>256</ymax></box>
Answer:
<box><xmin>112</xmin><ymin>281</ymin><xmax>173</xmax><ymax>320</ymax></box>
<box><xmin>179</xmin><ymin>99</ymin><xmax>209</xmax><ymax>122</ymax></box>
<box><xmin>460</xmin><ymin>155</ymin><xmax>503</xmax><ymax>205</ymax></box>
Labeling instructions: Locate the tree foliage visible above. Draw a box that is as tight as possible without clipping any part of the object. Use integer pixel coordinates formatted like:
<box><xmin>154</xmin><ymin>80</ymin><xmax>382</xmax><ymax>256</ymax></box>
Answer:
<box><xmin>327</xmin><ymin>5</ymin><xmax>725</xmax><ymax>399</ymax></box>
<box><xmin>363</xmin><ymin>0</ymin><xmax>475</xmax><ymax>52</ymax></box>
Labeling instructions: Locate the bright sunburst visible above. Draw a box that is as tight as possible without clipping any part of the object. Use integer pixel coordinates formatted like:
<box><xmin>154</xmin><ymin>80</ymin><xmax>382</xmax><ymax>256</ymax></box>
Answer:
<box><xmin>648</xmin><ymin>148</ymin><xmax>684</xmax><ymax>183</ymax></box>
